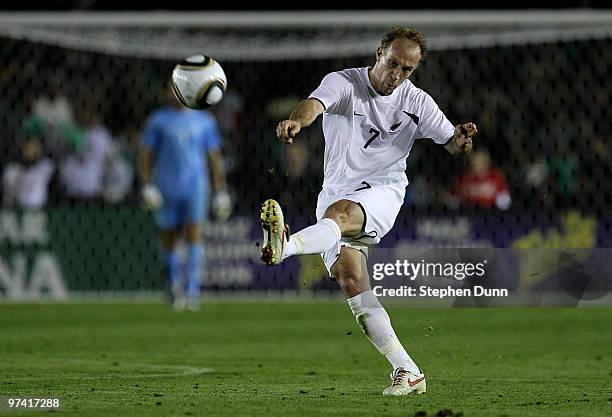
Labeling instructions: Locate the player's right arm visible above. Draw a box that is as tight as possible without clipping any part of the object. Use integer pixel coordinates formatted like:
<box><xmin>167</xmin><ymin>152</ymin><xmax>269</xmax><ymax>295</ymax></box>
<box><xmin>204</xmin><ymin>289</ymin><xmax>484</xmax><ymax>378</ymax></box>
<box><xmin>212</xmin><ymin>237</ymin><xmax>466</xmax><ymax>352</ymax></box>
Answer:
<box><xmin>139</xmin><ymin>114</ymin><xmax>163</xmax><ymax>209</ymax></box>
<box><xmin>276</xmin><ymin>98</ymin><xmax>324</xmax><ymax>144</ymax></box>
<box><xmin>139</xmin><ymin>147</ymin><xmax>163</xmax><ymax>209</ymax></box>
<box><xmin>277</xmin><ymin>71</ymin><xmax>351</xmax><ymax>144</ymax></box>
<box><xmin>139</xmin><ymin>147</ymin><xmax>155</xmax><ymax>185</ymax></box>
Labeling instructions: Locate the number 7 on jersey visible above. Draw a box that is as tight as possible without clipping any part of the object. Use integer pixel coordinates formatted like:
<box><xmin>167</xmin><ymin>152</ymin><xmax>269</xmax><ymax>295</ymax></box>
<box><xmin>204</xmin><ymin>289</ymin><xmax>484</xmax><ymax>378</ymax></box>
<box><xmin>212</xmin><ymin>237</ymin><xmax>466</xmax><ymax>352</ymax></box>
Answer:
<box><xmin>363</xmin><ymin>127</ymin><xmax>380</xmax><ymax>149</ymax></box>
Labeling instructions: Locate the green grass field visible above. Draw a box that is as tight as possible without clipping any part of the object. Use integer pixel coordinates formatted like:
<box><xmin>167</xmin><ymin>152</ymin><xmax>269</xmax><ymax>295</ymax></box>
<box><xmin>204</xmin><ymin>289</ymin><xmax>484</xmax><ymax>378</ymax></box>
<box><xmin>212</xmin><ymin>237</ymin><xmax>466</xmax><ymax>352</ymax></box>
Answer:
<box><xmin>1</xmin><ymin>301</ymin><xmax>611</xmax><ymax>416</ymax></box>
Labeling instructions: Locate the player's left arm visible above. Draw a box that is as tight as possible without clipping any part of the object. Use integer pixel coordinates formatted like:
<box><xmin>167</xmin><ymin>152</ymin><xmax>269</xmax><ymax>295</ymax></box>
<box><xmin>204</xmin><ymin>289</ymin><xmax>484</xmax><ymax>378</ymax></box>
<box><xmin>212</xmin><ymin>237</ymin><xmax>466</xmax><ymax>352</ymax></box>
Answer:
<box><xmin>203</xmin><ymin>115</ymin><xmax>228</xmax><ymax>193</ymax></box>
<box><xmin>208</xmin><ymin>149</ymin><xmax>232</xmax><ymax>221</ymax></box>
<box><xmin>204</xmin><ymin>116</ymin><xmax>232</xmax><ymax>220</ymax></box>
<box><xmin>444</xmin><ymin>122</ymin><xmax>477</xmax><ymax>158</ymax></box>
<box><xmin>208</xmin><ymin>149</ymin><xmax>227</xmax><ymax>193</ymax></box>
<box><xmin>417</xmin><ymin>92</ymin><xmax>477</xmax><ymax>158</ymax></box>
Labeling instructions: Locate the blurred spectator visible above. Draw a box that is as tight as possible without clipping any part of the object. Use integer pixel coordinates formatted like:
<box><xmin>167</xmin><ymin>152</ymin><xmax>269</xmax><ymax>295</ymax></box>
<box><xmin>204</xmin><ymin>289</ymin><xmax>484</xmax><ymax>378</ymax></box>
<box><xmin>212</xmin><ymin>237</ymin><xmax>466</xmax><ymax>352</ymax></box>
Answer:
<box><xmin>524</xmin><ymin>158</ymin><xmax>548</xmax><ymax>190</ymax></box>
<box><xmin>101</xmin><ymin>141</ymin><xmax>135</xmax><ymax>204</ymax></box>
<box><xmin>108</xmin><ymin>128</ymin><xmax>142</xmax><ymax>204</ymax></box>
<box><xmin>0</xmin><ymin>36</ymin><xmax>608</xmax><ymax>216</ymax></box>
<box><xmin>214</xmin><ymin>90</ymin><xmax>246</xmax><ymax>176</ymax></box>
<box><xmin>26</xmin><ymin>70</ymin><xmax>79</xmax><ymax>160</ymax></box>
<box><xmin>32</xmin><ymin>70</ymin><xmax>74</xmax><ymax>127</ymax></box>
<box><xmin>59</xmin><ymin>107</ymin><xmax>114</xmax><ymax>201</ymax></box>
<box><xmin>520</xmin><ymin>156</ymin><xmax>549</xmax><ymax>210</ymax></box>
<box><xmin>280</xmin><ymin>137</ymin><xmax>320</xmax><ymax>217</ymax></box>
<box><xmin>2</xmin><ymin>136</ymin><xmax>55</xmax><ymax>209</ymax></box>
<box><xmin>405</xmin><ymin>175</ymin><xmax>435</xmax><ymax>209</ymax></box>
<box><xmin>448</xmin><ymin>149</ymin><xmax>512</xmax><ymax>210</ymax></box>
<box><xmin>547</xmin><ymin>139</ymin><xmax>579</xmax><ymax>207</ymax></box>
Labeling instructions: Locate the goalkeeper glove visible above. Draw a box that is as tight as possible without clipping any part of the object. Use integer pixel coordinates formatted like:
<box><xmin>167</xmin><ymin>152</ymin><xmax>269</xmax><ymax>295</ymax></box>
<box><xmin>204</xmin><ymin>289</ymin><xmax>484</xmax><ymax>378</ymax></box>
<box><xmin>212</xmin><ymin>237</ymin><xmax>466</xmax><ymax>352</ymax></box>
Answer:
<box><xmin>212</xmin><ymin>188</ymin><xmax>232</xmax><ymax>221</ymax></box>
<box><xmin>141</xmin><ymin>183</ymin><xmax>163</xmax><ymax>210</ymax></box>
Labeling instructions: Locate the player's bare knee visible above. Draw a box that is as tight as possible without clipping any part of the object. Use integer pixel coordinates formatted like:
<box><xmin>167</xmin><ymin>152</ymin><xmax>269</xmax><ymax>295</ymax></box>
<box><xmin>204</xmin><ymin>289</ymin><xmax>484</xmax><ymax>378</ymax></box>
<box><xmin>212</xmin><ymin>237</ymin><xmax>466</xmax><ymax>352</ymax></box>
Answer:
<box><xmin>332</xmin><ymin>248</ymin><xmax>370</xmax><ymax>297</ymax></box>
<box><xmin>323</xmin><ymin>202</ymin><xmax>348</xmax><ymax>224</ymax></box>
<box><xmin>337</xmin><ymin>274</ymin><xmax>366</xmax><ymax>297</ymax></box>
<box><xmin>323</xmin><ymin>200</ymin><xmax>364</xmax><ymax>237</ymax></box>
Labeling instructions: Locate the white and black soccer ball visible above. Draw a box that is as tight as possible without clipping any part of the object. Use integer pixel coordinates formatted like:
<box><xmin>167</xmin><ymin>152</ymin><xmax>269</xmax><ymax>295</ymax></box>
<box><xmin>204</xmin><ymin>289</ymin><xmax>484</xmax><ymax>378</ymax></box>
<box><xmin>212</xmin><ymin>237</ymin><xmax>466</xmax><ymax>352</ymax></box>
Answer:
<box><xmin>171</xmin><ymin>55</ymin><xmax>227</xmax><ymax>109</ymax></box>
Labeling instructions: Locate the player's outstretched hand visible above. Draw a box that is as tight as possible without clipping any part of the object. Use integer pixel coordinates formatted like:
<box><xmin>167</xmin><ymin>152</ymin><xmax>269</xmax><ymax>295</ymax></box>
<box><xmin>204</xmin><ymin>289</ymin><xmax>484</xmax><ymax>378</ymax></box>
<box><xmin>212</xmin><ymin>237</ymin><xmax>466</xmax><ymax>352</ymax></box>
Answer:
<box><xmin>453</xmin><ymin>122</ymin><xmax>478</xmax><ymax>154</ymax></box>
<box><xmin>141</xmin><ymin>183</ymin><xmax>163</xmax><ymax>210</ymax></box>
<box><xmin>276</xmin><ymin>120</ymin><xmax>301</xmax><ymax>144</ymax></box>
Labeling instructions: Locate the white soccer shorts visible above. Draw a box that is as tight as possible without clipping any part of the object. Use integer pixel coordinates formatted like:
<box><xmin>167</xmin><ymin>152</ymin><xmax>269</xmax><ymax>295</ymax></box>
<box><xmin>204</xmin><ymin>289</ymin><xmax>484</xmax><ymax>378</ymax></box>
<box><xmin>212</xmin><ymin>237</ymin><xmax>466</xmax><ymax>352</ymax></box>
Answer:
<box><xmin>315</xmin><ymin>181</ymin><xmax>405</xmax><ymax>276</ymax></box>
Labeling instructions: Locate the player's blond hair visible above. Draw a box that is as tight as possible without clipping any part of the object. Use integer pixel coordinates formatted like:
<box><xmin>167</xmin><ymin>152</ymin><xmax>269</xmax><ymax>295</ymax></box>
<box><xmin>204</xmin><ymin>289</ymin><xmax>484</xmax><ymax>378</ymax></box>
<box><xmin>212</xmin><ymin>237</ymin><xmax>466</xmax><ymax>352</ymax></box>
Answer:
<box><xmin>380</xmin><ymin>26</ymin><xmax>428</xmax><ymax>60</ymax></box>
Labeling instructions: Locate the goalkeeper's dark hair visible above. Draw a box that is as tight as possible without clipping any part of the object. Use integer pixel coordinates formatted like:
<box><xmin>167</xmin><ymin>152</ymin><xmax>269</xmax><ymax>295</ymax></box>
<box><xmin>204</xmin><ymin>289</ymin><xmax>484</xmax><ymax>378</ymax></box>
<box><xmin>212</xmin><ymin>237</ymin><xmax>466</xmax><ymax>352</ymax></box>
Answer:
<box><xmin>380</xmin><ymin>26</ymin><xmax>427</xmax><ymax>60</ymax></box>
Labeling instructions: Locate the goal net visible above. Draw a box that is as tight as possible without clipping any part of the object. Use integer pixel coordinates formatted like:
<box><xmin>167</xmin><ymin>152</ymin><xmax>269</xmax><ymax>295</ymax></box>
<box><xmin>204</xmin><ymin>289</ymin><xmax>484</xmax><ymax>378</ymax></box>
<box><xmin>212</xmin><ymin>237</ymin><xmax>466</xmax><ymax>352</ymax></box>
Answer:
<box><xmin>0</xmin><ymin>10</ymin><xmax>610</xmax><ymax>303</ymax></box>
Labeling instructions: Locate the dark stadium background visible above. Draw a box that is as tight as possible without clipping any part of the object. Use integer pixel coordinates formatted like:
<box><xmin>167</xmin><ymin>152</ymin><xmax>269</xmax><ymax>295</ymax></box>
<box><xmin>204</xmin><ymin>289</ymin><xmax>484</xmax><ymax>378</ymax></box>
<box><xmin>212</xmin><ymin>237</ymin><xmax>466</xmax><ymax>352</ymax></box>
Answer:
<box><xmin>0</xmin><ymin>4</ymin><xmax>610</xmax><ymax>298</ymax></box>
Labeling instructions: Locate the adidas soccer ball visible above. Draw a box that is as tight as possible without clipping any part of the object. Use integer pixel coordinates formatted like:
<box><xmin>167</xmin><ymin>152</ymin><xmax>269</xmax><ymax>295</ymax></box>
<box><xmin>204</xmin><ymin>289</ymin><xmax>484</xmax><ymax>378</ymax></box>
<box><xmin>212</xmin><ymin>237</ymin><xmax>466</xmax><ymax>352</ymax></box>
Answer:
<box><xmin>171</xmin><ymin>55</ymin><xmax>227</xmax><ymax>109</ymax></box>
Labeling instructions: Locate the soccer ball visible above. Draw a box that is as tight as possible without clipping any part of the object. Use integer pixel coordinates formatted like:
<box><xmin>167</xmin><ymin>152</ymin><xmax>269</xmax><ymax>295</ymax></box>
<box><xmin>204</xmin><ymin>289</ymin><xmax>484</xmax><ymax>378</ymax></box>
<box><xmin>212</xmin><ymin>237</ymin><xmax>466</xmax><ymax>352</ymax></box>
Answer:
<box><xmin>171</xmin><ymin>55</ymin><xmax>227</xmax><ymax>109</ymax></box>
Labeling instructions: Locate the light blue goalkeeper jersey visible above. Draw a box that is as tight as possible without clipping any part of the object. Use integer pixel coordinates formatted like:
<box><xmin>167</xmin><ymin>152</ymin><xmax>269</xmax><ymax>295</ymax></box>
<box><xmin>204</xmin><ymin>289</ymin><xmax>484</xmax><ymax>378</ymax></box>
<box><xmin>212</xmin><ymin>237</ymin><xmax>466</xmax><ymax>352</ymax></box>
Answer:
<box><xmin>142</xmin><ymin>105</ymin><xmax>221</xmax><ymax>201</ymax></box>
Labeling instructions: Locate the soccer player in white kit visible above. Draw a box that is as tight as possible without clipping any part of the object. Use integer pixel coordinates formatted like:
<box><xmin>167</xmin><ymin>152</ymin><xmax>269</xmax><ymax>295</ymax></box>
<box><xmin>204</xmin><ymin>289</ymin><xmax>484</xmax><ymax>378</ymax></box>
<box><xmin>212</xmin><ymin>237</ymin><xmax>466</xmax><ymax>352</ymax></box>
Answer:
<box><xmin>260</xmin><ymin>26</ymin><xmax>477</xmax><ymax>396</ymax></box>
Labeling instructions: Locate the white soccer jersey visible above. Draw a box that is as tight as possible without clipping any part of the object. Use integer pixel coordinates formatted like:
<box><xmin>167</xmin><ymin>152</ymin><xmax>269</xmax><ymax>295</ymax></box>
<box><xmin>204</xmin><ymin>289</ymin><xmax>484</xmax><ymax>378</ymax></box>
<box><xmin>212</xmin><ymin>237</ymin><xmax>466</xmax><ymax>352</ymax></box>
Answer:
<box><xmin>309</xmin><ymin>67</ymin><xmax>455</xmax><ymax>191</ymax></box>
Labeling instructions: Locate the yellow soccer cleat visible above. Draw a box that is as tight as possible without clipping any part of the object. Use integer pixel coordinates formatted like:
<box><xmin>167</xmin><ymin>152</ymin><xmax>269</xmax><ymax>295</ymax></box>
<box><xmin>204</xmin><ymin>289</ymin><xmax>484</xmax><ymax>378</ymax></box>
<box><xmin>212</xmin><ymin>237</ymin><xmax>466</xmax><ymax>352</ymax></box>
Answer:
<box><xmin>260</xmin><ymin>199</ymin><xmax>289</xmax><ymax>266</ymax></box>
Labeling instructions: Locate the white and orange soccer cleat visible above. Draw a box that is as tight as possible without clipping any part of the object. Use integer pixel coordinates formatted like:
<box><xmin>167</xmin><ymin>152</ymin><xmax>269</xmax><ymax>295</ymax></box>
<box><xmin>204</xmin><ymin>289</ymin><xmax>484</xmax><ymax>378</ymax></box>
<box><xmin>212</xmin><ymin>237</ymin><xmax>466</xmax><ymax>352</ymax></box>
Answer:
<box><xmin>382</xmin><ymin>367</ymin><xmax>427</xmax><ymax>396</ymax></box>
<box><xmin>260</xmin><ymin>199</ymin><xmax>290</xmax><ymax>266</ymax></box>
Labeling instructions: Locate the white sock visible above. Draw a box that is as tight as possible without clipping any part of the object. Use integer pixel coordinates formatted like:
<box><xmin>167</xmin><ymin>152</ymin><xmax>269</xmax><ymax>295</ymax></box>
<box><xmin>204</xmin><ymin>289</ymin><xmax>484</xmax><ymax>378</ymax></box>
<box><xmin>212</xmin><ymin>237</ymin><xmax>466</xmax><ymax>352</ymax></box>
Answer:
<box><xmin>347</xmin><ymin>290</ymin><xmax>421</xmax><ymax>374</ymax></box>
<box><xmin>282</xmin><ymin>218</ymin><xmax>341</xmax><ymax>260</ymax></box>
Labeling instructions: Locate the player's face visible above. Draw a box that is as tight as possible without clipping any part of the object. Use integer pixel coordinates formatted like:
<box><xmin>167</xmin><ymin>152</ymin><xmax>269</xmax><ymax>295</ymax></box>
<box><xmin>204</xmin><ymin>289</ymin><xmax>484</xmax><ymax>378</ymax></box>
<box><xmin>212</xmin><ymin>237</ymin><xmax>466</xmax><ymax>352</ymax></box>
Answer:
<box><xmin>470</xmin><ymin>151</ymin><xmax>490</xmax><ymax>173</ymax></box>
<box><xmin>22</xmin><ymin>137</ymin><xmax>42</xmax><ymax>163</ymax></box>
<box><xmin>372</xmin><ymin>38</ymin><xmax>422</xmax><ymax>95</ymax></box>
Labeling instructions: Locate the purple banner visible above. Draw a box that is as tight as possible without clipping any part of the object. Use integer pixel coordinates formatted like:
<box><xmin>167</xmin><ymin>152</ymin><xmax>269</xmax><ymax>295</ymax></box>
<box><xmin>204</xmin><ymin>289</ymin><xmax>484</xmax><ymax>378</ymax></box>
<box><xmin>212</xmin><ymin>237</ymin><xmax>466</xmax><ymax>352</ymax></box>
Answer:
<box><xmin>202</xmin><ymin>210</ymin><xmax>612</xmax><ymax>305</ymax></box>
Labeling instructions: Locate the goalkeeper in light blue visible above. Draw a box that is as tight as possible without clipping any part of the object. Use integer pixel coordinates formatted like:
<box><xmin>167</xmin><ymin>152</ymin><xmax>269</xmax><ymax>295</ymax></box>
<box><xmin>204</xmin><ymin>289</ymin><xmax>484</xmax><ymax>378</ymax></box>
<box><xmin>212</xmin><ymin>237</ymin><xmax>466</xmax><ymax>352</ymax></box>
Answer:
<box><xmin>140</xmin><ymin>85</ymin><xmax>231</xmax><ymax>310</ymax></box>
